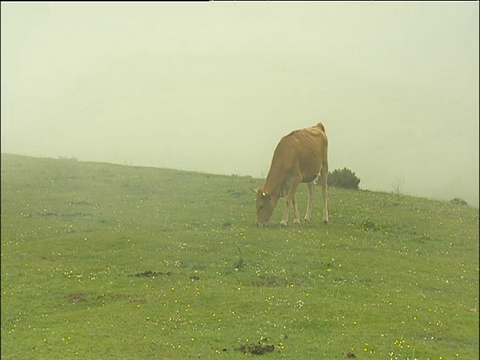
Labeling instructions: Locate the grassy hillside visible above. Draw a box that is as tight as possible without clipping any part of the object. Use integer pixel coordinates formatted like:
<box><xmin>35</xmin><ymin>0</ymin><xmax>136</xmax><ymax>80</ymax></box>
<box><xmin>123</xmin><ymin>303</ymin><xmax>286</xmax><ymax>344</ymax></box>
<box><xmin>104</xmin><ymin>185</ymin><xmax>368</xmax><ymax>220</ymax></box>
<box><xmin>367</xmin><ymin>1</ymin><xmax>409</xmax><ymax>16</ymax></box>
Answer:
<box><xmin>1</xmin><ymin>153</ymin><xmax>478</xmax><ymax>359</ymax></box>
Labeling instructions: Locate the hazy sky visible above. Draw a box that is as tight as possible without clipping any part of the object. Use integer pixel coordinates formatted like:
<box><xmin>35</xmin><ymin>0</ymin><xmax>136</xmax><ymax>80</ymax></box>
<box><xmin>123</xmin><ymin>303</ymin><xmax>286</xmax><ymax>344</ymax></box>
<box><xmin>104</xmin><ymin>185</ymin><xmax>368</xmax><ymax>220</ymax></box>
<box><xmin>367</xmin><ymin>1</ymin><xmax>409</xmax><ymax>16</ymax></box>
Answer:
<box><xmin>2</xmin><ymin>2</ymin><xmax>479</xmax><ymax>206</ymax></box>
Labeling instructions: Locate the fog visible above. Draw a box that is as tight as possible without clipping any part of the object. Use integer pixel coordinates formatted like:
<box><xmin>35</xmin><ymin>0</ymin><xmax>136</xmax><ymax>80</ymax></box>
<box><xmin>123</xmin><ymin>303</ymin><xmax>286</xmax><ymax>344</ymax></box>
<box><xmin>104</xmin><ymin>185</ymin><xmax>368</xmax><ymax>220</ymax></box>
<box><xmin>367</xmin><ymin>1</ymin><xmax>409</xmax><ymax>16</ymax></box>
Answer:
<box><xmin>2</xmin><ymin>2</ymin><xmax>478</xmax><ymax>206</ymax></box>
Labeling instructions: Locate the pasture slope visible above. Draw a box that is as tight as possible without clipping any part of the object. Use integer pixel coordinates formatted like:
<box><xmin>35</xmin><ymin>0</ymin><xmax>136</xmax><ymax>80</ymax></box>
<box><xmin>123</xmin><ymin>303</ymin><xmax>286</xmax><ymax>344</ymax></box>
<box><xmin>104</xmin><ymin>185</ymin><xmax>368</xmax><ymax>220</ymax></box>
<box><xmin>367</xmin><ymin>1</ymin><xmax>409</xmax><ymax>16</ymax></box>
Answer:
<box><xmin>1</xmin><ymin>153</ymin><xmax>478</xmax><ymax>359</ymax></box>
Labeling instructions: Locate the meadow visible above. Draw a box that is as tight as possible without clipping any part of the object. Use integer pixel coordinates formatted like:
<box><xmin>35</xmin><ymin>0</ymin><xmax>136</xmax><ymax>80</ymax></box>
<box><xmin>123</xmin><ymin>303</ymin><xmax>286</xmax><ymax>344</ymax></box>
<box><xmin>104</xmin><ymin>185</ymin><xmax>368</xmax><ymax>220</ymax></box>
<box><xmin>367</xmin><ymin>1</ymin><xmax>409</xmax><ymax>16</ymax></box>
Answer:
<box><xmin>1</xmin><ymin>153</ymin><xmax>478</xmax><ymax>359</ymax></box>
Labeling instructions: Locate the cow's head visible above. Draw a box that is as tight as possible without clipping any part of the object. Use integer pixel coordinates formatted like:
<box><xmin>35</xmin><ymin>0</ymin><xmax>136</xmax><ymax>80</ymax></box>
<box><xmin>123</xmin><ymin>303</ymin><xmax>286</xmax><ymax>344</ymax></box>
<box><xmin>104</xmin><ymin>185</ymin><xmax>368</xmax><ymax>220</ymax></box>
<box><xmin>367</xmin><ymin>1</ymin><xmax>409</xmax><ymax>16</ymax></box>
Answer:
<box><xmin>255</xmin><ymin>188</ymin><xmax>277</xmax><ymax>226</ymax></box>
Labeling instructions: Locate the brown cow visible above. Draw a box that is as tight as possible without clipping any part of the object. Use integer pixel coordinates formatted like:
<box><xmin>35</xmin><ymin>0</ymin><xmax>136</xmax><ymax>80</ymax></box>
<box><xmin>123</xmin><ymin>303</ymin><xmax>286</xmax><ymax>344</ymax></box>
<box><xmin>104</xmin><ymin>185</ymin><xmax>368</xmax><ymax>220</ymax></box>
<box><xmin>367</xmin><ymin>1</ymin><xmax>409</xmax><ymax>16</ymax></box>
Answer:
<box><xmin>255</xmin><ymin>123</ymin><xmax>329</xmax><ymax>226</ymax></box>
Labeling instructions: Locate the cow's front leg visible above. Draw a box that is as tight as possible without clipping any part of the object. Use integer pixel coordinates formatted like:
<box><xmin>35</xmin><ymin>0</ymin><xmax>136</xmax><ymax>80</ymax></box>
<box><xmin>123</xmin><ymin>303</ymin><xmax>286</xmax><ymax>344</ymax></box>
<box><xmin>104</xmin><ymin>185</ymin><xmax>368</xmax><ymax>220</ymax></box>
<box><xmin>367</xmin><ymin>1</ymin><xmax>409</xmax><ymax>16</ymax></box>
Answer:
<box><xmin>293</xmin><ymin>194</ymin><xmax>301</xmax><ymax>224</ymax></box>
<box><xmin>281</xmin><ymin>179</ymin><xmax>300</xmax><ymax>226</ymax></box>
<box><xmin>280</xmin><ymin>197</ymin><xmax>290</xmax><ymax>226</ymax></box>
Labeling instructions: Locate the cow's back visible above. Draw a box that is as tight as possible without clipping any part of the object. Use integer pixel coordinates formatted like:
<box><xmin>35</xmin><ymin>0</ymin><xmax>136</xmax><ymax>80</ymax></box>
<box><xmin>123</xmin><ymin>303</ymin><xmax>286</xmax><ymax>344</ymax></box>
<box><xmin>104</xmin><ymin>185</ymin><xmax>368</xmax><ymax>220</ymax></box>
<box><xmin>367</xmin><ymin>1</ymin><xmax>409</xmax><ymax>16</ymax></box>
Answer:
<box><xmin>265</xmin><ymin>123</ymin><xmax>328</xmax><ymax>192</ymax></box>
<box><xmin>286</xmin><ymin>123</ymin><xmax>328</xmax><ymax>183</ymax></box>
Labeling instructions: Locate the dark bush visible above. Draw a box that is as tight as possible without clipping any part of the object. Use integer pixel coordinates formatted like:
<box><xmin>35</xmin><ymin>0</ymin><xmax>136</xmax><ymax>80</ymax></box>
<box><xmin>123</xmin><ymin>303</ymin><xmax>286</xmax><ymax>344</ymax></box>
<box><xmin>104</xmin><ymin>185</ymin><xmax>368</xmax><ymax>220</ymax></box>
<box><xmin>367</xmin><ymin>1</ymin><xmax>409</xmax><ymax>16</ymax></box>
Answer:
<box><xmin>450</xmin><ymin>198</ymin><xmax>468</xmax><ymax>206</ymax></box>
<box><xmin>327</xmin><ymin>167</ymin><xmax>360</xmax><ymax>190</ymax></box>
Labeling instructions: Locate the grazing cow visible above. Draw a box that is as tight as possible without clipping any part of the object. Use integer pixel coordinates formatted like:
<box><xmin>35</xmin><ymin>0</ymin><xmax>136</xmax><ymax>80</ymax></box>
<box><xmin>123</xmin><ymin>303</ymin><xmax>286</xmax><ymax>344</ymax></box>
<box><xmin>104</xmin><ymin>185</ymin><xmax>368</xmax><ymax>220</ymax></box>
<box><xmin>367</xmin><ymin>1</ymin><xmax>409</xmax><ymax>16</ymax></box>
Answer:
<box><xmin>255</xmin><ymin>122</ymin><xmax>329</xmax><ymax>226</ymax></box>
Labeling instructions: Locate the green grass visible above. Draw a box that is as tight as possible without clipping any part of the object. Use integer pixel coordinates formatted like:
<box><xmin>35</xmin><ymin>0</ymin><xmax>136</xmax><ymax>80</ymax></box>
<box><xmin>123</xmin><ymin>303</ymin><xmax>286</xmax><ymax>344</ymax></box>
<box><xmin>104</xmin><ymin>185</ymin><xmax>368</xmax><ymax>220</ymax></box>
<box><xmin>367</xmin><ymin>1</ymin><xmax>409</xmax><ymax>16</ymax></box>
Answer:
<box><xmin>1</xmin><ymin>153</ymin><xmax>478</xmax><ymax>359</ymax></box>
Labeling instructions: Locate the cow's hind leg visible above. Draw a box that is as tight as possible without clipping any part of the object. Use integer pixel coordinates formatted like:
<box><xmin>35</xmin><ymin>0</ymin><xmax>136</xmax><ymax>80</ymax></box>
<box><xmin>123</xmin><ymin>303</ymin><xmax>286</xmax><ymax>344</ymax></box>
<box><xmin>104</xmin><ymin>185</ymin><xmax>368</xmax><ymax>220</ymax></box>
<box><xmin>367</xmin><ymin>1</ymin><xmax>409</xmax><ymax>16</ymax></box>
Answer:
<box><xmin>304</xmin><ymin>181</ymin><xmax>315</xmax><ymax>222</ymax></box>
<box><xmin>321</xmin><ymin>165</ymin><xmax>329</xmax><ymax>224</ymax></box>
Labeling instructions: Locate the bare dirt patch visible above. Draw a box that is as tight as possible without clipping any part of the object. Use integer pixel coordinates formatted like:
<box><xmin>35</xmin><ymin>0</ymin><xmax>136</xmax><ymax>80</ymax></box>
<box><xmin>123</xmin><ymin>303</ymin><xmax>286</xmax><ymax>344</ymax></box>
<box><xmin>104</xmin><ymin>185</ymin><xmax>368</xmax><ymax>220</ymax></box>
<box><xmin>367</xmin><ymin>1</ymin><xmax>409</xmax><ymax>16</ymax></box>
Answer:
<box><xmin>65</xmin><ymin>293</ymin><xmax>87</xmax><ymax>303</ymax></box>
<box><xmin>131</xmin><ymin>271</ymin><xmax>173</xmax><ymax>277</ymax></box>
<box><xmin>37</xmin><ymin>211</ymin><xmax>91</xmax><ymax>217</ymax></box>
<box><xmin>235</xmin><ymin>343</ymin><xmax>275</xmax><ymax>355</ymax></box>
<box><xmin>69</xmin><ymin>201</ymin><xmax>94</xmax><ymax>206</ymax></box>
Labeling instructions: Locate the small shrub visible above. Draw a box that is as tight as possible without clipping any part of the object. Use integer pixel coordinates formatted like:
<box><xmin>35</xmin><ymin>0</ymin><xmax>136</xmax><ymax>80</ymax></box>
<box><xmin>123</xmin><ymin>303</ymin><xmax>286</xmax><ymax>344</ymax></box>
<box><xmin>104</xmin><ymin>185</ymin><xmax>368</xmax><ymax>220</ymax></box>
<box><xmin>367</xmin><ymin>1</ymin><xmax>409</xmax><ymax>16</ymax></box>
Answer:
<box><xmin>58</xmin><ymin>156</ymin><xmax>78</xmax><ymax>161</ymax></box>
<box><xmin>234</xmin><ymin>258</ymin><xmax>246</xmax><ymax>271</ymax></box>
<box><xmin>450</xmin><ymin>198</ymin><xmax>468</xmax><ymax>206</ymax></box>
<box><xmin>327</xmin><ymin>167</ymin><xmax>360</xmax><ymax>190</ymax></box>
<box><xmin>361</xmin><ymin>220</ymin><xmax>379</xmax><ymax>232</ymax></box>
<box><xmin>392</xmin><ymin>177</ymin><xmax>405</xmax><ymax>194</ymax></box>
